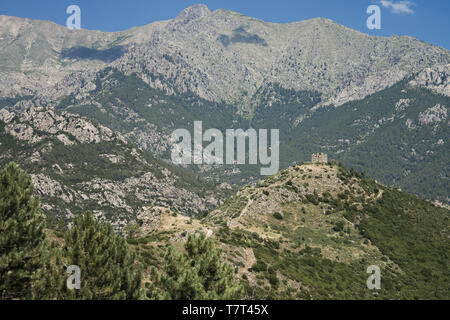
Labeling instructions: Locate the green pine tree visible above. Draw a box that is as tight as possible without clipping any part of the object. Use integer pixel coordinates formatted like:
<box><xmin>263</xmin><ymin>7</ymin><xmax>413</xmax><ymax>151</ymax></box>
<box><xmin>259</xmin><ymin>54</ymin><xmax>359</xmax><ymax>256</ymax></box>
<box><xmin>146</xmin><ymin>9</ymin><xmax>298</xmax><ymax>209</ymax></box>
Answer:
<box><xmin>147</xmin><ymin>233</ymin><xmax>243</xmax><ymax>300</ymax></box>
<box><xmin>63</xmin><ymin>211</ymin><xmax>143</xmax><ymax>300</ymax></box>
<box><xmin>124</xmin><ymin>222</ymin><xmax>140</xmax><ymax>239</ymax></box>
<box><xmin>32</xmin><ymin>242</ymin><xmax>66</xmax><ymax>300</ymax></box>
<box><xmin>0</xmin><ymin>162</ymin><xmax>49</xmax><ymax>299</ymax></box>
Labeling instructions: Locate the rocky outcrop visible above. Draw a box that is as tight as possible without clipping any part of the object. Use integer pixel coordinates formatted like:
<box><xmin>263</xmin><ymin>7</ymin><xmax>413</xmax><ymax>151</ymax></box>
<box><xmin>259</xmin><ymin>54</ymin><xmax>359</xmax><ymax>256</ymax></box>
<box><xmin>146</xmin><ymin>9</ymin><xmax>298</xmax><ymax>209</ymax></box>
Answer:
<box><xmin>2</xmin><ymin>107</ymin><xmax>126</xmax><ymax>145</ymax></box>
<box><xmin>410</xmin><ymin>64</ymin><xmax>450</xmax><ymax>97</ymax></box>
<box><xmin>136</xmin><ymin>206</ymin><xmax>166</xmax><ymax>234</ymax></box>
<box><xmin>418</xmin><ymin>104</ymin><xmax>448</xmax><ymax>126</ymax></box>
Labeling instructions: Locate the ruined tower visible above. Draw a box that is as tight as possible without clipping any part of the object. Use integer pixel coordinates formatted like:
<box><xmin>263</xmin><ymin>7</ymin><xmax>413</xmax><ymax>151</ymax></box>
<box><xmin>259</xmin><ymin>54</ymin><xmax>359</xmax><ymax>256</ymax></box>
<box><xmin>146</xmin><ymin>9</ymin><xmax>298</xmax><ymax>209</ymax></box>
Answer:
<box><xmin>311</xmin><ymin>153</ymin><xmax>328</xmax><ymax>163</ymax></box>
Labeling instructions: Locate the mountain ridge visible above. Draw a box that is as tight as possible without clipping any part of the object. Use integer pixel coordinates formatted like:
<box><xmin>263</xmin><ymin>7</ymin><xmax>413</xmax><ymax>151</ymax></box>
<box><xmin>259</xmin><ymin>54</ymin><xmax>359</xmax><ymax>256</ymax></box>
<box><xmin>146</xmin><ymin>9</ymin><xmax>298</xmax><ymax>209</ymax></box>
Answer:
<box><xmin>1</xmin><ymin>4</ymin><xmax>449</xmax><ymax>110</ymax></box>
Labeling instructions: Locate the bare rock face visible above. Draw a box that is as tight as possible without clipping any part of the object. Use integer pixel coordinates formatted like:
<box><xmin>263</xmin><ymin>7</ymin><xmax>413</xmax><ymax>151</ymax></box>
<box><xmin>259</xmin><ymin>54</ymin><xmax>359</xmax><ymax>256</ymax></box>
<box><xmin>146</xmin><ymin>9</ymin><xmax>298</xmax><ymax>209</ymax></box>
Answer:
<box><xmin>32</xmin><ymin>174</ymin><xmax>73</xmax><ymax>203</ymax></box>
<box><xmin>136</xmin><ymin>206</ymin><xmax>166</xmax><ymax>235</ymax></box>
<box><xmin>3</xmin><ymin>107</ymin><xmax>121</xmax><ymax>144</ymax></box>
<box><xmin>418</xmin><ymin>104</ymin><xmax>448</xmax><ymax>126</ymax></box>
<box><xmin>0</xmin><ymin>109</ymin><xmax>14</xmax><ymax>123</ymax></box>
<box><xmin>410</xmin><ymin>64</ymin><xmax>450</xmax><ymax>97</ymax></box>
<box><xmin>395</xmin><ymin>99</ymin><xmax>411</xmax><ymax>112</ymax></box>
<box><xmin>404</xmin><ymin>104</ymin><xmax>448</xmax><ymax>132</ymax></box>
<box><xmin>173</xmin><ymin>4</ymin><xmax>212</xmax><ymax>25</ymax></box>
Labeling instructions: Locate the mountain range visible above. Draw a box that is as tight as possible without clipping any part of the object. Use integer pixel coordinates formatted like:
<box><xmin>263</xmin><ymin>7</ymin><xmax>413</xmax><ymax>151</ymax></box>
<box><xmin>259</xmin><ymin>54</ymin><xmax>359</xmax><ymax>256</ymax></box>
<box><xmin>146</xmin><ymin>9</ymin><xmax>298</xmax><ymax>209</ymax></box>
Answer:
<box><xmin>1</xmin><ymin>4</ymin><xmax>449</xmax><ymax>300</ymax></box>
<box><xmin>0</xmin><ymin>4</ymin><xmax>449</xmax><ymax>216</ymax></box>
<box><xmin>1</xmin><ymin>4</ymin><xmax>449</xmax><ymax>108</ymax></box>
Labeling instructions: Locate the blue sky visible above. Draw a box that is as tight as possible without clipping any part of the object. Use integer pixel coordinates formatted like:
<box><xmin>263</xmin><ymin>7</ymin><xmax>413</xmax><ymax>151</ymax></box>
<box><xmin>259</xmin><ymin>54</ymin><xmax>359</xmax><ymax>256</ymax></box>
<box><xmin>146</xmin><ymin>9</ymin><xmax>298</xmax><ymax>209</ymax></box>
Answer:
<box><xmin>1</xmin><ymin>0</ymin><xmax>449</xmax><ymax>49</ymax></box>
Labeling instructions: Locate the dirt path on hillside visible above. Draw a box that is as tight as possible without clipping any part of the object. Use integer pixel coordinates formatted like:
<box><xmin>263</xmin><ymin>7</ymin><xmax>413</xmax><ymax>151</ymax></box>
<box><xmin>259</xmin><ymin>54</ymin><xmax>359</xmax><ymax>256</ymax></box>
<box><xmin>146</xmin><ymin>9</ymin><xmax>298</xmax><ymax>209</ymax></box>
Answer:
<box><xmin>227</xmin><ymin>198</ymin><xmax>253</xmax><ymax>229</ymax></box>
<box><xmin>238</xmin><ymin>247</ymin><xmax>256</xmax><ymax>277</ymax></box>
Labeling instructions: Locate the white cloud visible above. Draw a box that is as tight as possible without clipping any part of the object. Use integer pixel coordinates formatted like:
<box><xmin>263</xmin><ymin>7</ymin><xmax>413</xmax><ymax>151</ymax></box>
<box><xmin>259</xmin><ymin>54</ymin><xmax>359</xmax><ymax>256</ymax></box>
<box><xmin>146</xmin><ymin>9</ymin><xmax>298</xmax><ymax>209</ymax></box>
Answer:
<box><xmin>380</xmin><ymin>0</ymin><xmax>415</xmax><ymax>14</ymax></box>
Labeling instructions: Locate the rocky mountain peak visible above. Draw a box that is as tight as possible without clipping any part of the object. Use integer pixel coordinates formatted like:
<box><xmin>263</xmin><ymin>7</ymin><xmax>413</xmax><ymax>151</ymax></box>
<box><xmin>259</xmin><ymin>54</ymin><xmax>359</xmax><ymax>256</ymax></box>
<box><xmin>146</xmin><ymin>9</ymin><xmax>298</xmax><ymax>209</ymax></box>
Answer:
<box><xmin>174</xmin><ymin>4</ymin><xmax>212</xmax><ymax>24</ymax></box>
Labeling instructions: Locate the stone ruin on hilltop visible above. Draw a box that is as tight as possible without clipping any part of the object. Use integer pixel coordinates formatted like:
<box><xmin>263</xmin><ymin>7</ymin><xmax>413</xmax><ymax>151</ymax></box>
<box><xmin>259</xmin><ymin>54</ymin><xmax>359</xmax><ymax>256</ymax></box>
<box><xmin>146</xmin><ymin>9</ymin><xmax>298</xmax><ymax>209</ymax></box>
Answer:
<box><xmin>311</xmin><ymin>153</ymin><xmax>328</xmax><ymax>163</ymax></box>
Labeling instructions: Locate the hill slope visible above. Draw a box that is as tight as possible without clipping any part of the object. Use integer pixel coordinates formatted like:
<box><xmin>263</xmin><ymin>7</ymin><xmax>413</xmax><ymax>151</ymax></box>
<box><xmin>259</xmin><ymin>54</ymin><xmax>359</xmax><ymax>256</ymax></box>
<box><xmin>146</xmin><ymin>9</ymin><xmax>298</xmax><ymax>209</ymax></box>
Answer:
<box><xmin>0</xmin><ymin>107</ymin><xmax>222</xmax><ymax>229</ymax></box>
<box><xmin>267</xmin><ymin>79</ymin><xmax>450</xmax><ymax>203</ymax></box>
<box><xmin>132</xmin><ymin>163</ymin><xmax>449</xmax><ymax>299</ymax></box>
